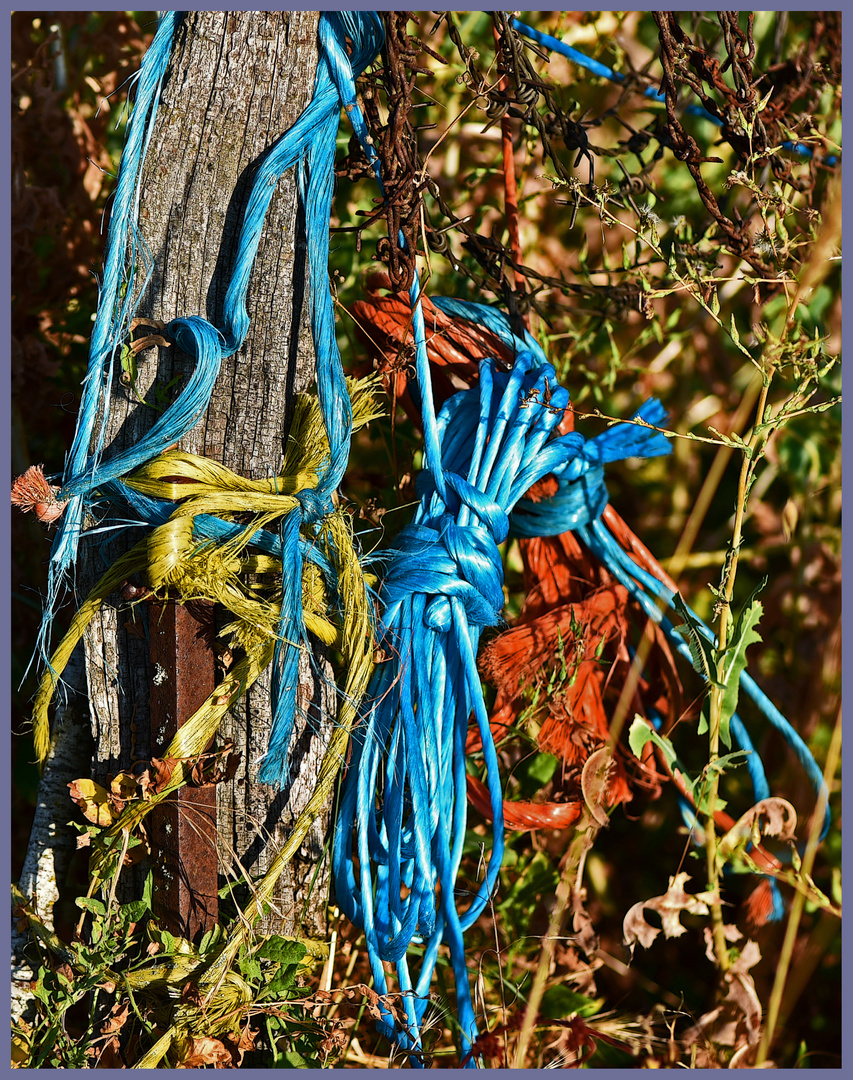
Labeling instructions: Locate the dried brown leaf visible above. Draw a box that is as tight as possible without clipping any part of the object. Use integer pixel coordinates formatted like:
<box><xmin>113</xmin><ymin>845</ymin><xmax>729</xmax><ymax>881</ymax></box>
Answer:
<box><xmin>68</xmin><ymin>778</ymin><xmax>115</xmax><ymax>827</ymax></box>
<box><xmin>623</xmin><ymin>872</ymin><xmax>718</xmax><ymax>955</ymax></box>
<box><xmin>703</xmin><ymin>923</ymin><xmax>742</xmax><ymax>964</ymax></box>
<box><xmin>581</xmin><ymin>746</ymin><xmax>614</xmax><ymax>827</ymax></box>
<box><xmin>100</xmin><ymin>1000</ymin><xmax>130</xmax><ymax>1037</ymax></box>
<box><xmin>224</xmin><ymin>1025</ymin><xmax>257</xmax><ymax>1068</ymax></box>
<box><xmin>147</xmin><ymin>756</ymin><xmax>177</xmax><ymax>794</ymax></box>
<box><xmin>717</xmin><ymin>798</ymin><xmax>798</xmax><ymax>866</ymax></box>
<box><xmin>173</xmin><ymin>1035</ymin><xmax>233</xmax><ymax>1069</ymax></box>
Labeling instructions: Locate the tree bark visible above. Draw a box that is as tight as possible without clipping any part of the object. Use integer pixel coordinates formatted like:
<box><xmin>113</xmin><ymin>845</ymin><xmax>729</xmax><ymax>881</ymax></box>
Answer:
<box><xmin>81</xmin><ymin>11</ymin><xmax>333</xmax><ymax>937</ymax></box>
<box><xmin>12</xmin><ymin>646</ymin><xmax>92</xmax><ymax>1022</ymax></box>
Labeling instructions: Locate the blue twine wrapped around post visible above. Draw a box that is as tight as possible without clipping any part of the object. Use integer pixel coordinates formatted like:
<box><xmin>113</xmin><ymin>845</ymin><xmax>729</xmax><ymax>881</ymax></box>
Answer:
<box><xmin>32</xmin><ymin>11</ymin><xmax>386</xmax><ymax>785</ymax></box>
<box><xmin>40</xmin><ymin>10</ymin><xmax>179</xmax><ymax>660</ymax></box>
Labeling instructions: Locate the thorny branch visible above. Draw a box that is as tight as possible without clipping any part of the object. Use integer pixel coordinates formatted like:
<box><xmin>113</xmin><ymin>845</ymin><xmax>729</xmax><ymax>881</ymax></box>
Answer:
<box><xmin>654</xmin><ymin>11</ymin><xmax>840</xmax><ymax>276</ymax></box>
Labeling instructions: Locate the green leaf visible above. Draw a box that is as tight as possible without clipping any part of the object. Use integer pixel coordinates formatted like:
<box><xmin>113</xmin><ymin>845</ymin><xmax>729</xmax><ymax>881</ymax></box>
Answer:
<box><xmin>142</xmin><ymin>869</ymin><xmax>154</xmax><ymax>913</ymax></box>
<box><xmin>540</xmin><ymin>985</ymin><xmax>604</xmax><ymax>1019</ymax></box>
<box><xmin>256</xmin><ymin>937</ymin><xmax>307</xmax><ymax>1001</ymax></box>
<box><xmin>33</xmin><ymin>968</ymin><xmax>52</xmax><ymax>1005</ymax></box>
<box><xmin>198</xmin><ymin>924</ymin><xmax>223</xmax><ymax>956</ymax></box>
<box><xmin>283</xmin><ymin>1050</ymin><xmax>309</xmax><ymax>1067</ymax></box>
<box><xmin>75</xmin><ymin>896</ymin><xmax>106</xmax><ymax>917</ymax></box>
<box><xmin>119</xmin><ymin>343</ymin><xmax>137</xmax><ymax>381</ymax></box>
<box><xmin>497</xmin><ymin>850</ymin><xmax>558</xmax><ymax>920</ymax></box>
<box><xmin>261</xmin><ymin>965</ymin><xmax>301</xmax><ymax>1001</ymax></box>
<box><xmin>155</xmin><ymin>928</ymin><xmax>176</xmax><ymax>955</ymax></box>
<box><xmin>628</xmin><ymin>715</ymin><xmax>677</xmax><ymax>771</ymax></box>
<box><xmin>670</xmin><ymin>595</ymin><xmax>723</xmax><ymax>688</ymax></box>
<box><xmin>120</xmin><ymin>899</ymin><xmax>149</xmax><ymax>923</ymax></box>
<box><xmin>238</xmin><ymin>956</ymin><xmax>263</xmax><ymax>983</ymax></box>
<box><xmin>257</xmin><ymin>937</ymin><xmax>307</xmax><ymax>966</ymax></box>
<box><xmin>704</xmin><ymin>750</ymin><xmax>751</xmax><ymax>778</ymax></box>
<box><xmin>719</xmin><ymin>599</ymin><xmax>764</xmax><ymax>748</ymax></box>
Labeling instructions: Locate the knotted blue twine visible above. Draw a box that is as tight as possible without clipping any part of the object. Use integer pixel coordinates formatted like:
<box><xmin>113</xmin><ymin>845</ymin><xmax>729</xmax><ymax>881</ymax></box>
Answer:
<box><xmin>333</xmin><ymin>353</ymin><xmax>597</xmax><ymax>1065</ymax></box>
<box><xmin>407</xmin><ymin>294</ymin><xmax>830</xmax><ymax>919</ymax></box>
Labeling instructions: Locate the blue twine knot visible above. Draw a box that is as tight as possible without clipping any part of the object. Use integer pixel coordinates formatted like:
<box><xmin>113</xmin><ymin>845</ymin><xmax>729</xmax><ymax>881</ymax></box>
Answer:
<box><xmin>295</xmin><ymin>486</ymin><xmax>332</xmax><ymax>523</ymax></box>
<box><xmin>334</xmin><ymin>355</ymin><xmax>591</xmax><ymax>1064</ymax></box>
<box><xmin>512</xmin><ymin>463</ymin><xmax>609</xmax><ymax>536</ymax></box>
<box><xmin>512</xmin><ymin>398</ymin><xmax>672</xmax><ymax>537</ymax></box>
<box><xmin>381</xmin><ymin>515</ymin><xmax>505</xmax><ymax>635</ymax></box>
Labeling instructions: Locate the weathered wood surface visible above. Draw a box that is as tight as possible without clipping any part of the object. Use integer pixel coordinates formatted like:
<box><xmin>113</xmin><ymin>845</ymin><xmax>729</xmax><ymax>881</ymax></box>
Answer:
<box><xmin>81</xmin><ymin>11</ymin><xmax>334</xmax><ymax>937</ymax></box>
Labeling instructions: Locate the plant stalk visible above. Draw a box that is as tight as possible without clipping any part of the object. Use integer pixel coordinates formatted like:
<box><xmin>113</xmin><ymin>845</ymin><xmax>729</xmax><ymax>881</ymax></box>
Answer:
<box><xmin>755</xmin><ymin>705</ymin><xmax>841</xmax><ymax>1066</ymax></box>
<box><xmin>509</xmin><ymin>817</ymin><xmax>598</xmax><ymax>1068</ymax></box>
<box><xmin>704</xmin><ymin>370</ymin><xmax>774</xmax><ymax>971</ymax></box>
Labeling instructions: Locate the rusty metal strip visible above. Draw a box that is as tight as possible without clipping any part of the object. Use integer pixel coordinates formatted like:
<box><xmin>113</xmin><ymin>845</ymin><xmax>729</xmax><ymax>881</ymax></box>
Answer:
<box><xmin>148</xmin><ymin>598</ymin><xmax>218</xmax><ymax>941</ymax></box>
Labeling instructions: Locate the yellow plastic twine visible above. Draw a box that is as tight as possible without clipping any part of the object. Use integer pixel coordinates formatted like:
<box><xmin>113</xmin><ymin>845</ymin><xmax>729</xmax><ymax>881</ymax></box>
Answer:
<box><xmin>132</xmin><ymin>510</ymin><xmax>374</xmax><ymax>1067</ymax></box>
<box><xmin>30</xmin><ymin>379</ymin><xmax>380</xmax><ymax>771</ymax></box>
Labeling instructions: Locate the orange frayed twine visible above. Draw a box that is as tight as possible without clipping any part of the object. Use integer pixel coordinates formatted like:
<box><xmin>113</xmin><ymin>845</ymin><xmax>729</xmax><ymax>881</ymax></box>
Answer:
<box><xmin>350</xmin><ymin>272</ymin><xmax>514</xmax><ymax>423</ymax></box>
<box><xmin>11</xmin><ymin>464</ymin><xmax>67</xmax><ymax>524</ymax></box>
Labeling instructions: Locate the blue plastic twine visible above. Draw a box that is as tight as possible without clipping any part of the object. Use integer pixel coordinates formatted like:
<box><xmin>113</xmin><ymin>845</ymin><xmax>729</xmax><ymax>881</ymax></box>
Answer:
<box><xmin>41</xmin><ymin>10</ymin><xmax>179</xmax><ymax>662</ymax></box>
<box><xmin>334</xmin><ymin>355</ymin><xmax>594</xmax><ymax>1065</ymax></box>
<box><xmin>409</xmin><ymin>292</ymin><xmax>830</xmax><ymax>918</ymax></box>
<box><xmin>33</xmin><ymin>13</ymin><xmax>388</xmax><ymax>787</ymax></box>
<box><xmin>507</xmin><ymin>397</ymin><xmax>829</xmax><ymax>918</ymax></box>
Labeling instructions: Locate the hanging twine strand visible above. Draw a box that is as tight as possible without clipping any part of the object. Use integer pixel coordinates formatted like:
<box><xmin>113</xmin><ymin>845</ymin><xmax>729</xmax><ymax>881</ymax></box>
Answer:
<box><xmin>17</xmin><ymin>12</ymin><xmax>387</xmax><ymax>789</ymax></box>
<box><xmin>334</xmin><ymin>353</ymin><xmax>594</xmax><ymax>1063</ymax></box>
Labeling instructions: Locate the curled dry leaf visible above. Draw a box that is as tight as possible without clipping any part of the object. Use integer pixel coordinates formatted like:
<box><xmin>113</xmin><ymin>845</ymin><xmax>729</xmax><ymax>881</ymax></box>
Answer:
<box><xmin>68</xmin><ymin>778</ymin><xmax>116</xmax><ymax>827</ymax></box>
<box><xmin>94</xmin><ymin>1034</ymin><xmax>124</xmax><ymax>1069</ymax></box>
<box><xmin>716</xmin><ymin>798</ymin><xmax>798</xmax><ymax>867</ymax></box>
<box><xmin>581</xmin><ymin>746</ymin><xmax>614</xmax><ymax>826</ymax></box>
<box><xmin>623</xmin><ymin>872</ymin><xmax>719</xmax><ymax>956</ymax></box>
<box><xmin>110</xmin><ymin>772</ymin><xmax>139</xmax><ymax>801</ymax></box>
<box><xmin>703</xmin><ymin>923</ymin><xmax>742</xmax><ymax>964</ymax></box>
<box><xmin>685</xmin><ymin>939</ymin><xmax>764</xmax><ymax>1051</ymax></box>
<box><xmin>100</xmin><ymin>1000</ymin><xmax>130</xmax><ymax>1037</ymax></box>
<box><xmin>141</xmin><ymin>756</ymin><xmax>178</xmax><ymax>794</ymax></box>
<box><xmin>320</xmin><ymin>1025</ymin><xmax>349</xmax><ymax>1057</ymax></box>
<box><xmin>224</xmin><ymin>1025</ymin><xmax>257</xmax><ymax>1068</ymax></box>
<box><xmin>105</xmin><ymin>771</ymin><xmax>139</xmax><ymax>815</ymax></box>
<box><xmin>724</xmin><ymin>940</ymin><xmax>763</xmax><ymax>1045</ymax></box>
<box><xmin>188</xmin><ymin>744</ymin><xmax>241</xmax><ymax>788</ymax></box>
<box><xmin>173</xmin><ymin>1035</ymin><xmax>233</xmax><ymax>1069</ymax></box>
<box><xmin>179</xmin><ymin>980</ymin><xmax>205</xmax><ymax>1007</ymax></box>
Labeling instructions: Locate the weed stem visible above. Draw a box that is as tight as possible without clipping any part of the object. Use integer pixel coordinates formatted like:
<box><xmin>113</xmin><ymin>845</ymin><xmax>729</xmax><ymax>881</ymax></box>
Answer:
<box><xmin>755</xmin><ymin>706</ymin><xmax>841</xmax><ymax>1065</ymax></box>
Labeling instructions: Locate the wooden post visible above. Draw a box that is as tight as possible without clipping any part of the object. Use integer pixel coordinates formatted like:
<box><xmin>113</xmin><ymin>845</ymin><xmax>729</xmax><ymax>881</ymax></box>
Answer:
<box><xmin>82</xmin><ymin>12</ymin><xmax>334</xmax><ymax>939</ymax></box>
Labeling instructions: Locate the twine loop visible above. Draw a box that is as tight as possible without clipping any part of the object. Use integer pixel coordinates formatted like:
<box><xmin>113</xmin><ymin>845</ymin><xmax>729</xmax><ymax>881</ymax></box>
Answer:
<box><xmin>295</xmin><ymin>486</ymin><xmax>332</xmax><ymax>524</ymax></box>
